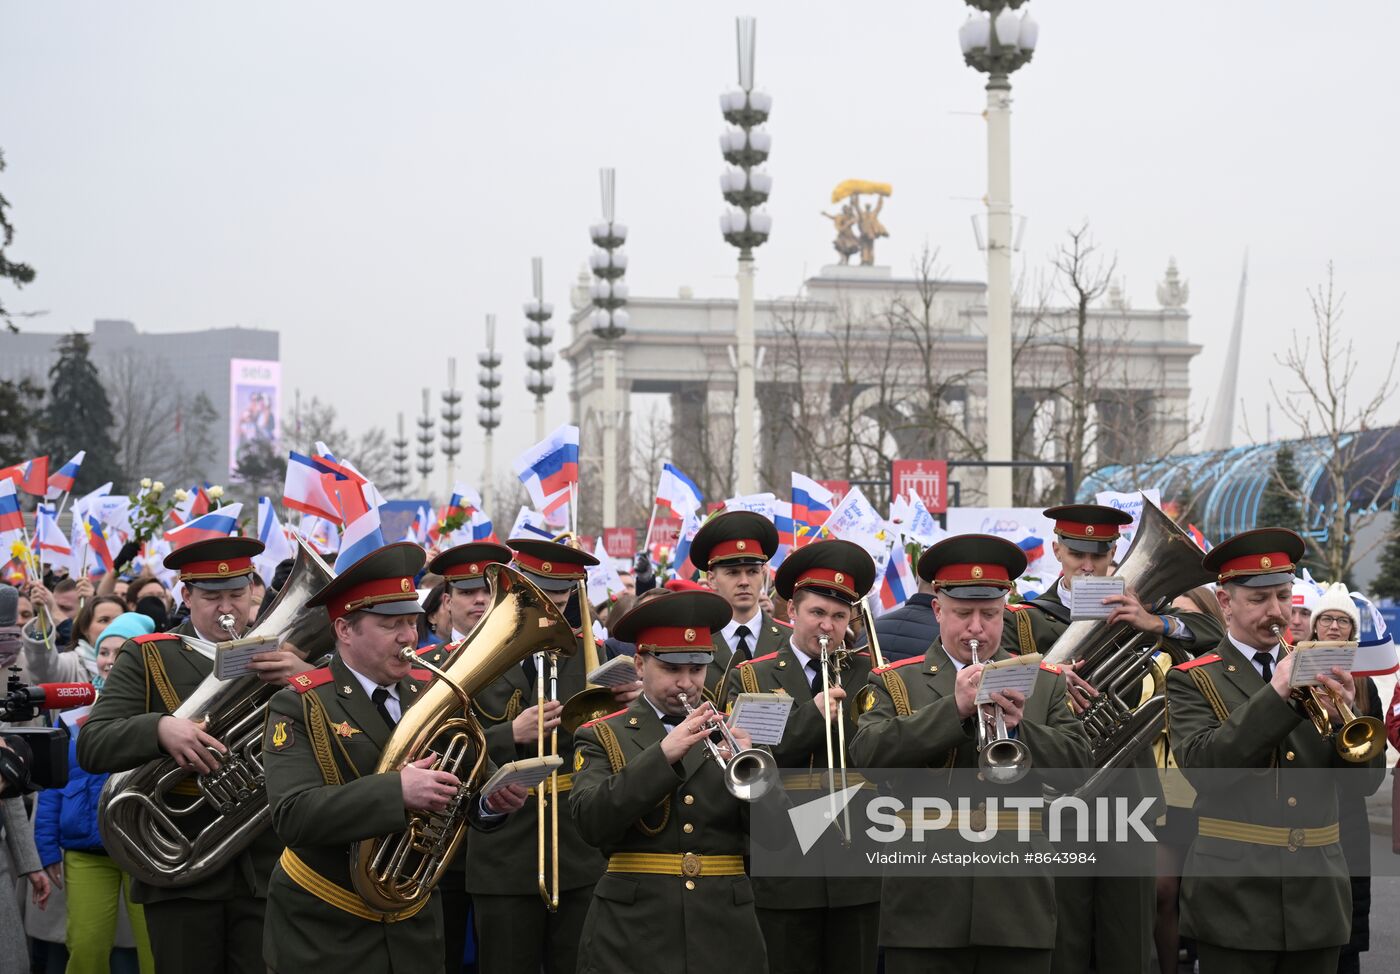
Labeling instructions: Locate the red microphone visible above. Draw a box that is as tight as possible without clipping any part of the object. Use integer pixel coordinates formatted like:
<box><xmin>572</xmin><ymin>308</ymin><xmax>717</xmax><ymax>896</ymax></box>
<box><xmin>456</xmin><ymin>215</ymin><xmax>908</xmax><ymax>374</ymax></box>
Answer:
<box><xmin>34</xmin><ymin>683</ymin><xmax>97</xmax><ymax>710</ymax></box>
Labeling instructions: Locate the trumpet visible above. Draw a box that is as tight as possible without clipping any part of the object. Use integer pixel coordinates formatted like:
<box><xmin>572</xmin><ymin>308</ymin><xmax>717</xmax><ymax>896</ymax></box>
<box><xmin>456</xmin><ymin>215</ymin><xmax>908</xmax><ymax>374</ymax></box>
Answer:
<box><xmin>970</xmin><ymin>638</ymin><xmax>1032</xmax><ymax>784</ymax></box>
<box><xmin>676</xmin><ymin>692</ymin><xmax>778</xmax><ymax>801</ymax></box>
<box><xmin>1270</xmin><ymin>624</ymin><xmax>1384</xmax><ymax>763</ymax></box>
<box><xmin>818</xmin><ymin>633</ymin><xmax>853</xmax><ymax>843</ymax></box>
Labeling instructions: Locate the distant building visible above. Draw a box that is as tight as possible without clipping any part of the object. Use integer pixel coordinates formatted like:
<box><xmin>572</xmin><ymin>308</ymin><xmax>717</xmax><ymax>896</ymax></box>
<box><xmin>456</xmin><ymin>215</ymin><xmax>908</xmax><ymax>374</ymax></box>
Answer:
<box><xmin>0</xmin><ymin>318</ymin><xmax>280</xmax><ymax>478</ymax></box>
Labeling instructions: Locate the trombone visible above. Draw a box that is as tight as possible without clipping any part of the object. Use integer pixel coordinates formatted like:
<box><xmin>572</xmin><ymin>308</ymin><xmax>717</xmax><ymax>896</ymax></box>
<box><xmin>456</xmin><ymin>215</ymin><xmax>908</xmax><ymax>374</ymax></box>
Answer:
<box><xmin>534</xmin><ymin>640</ymin><xmax>561</xmax><ymax>911</ymax></box>
<box><xmin>676</xmin><ymin>692</ymin><xmax>778</xmax><ymax>801</ymax></box>
<box><xmin>1270</xmin><ymin>625</ymin><xmax>1384</xmax><ymax>763</ymax></box>
<box><xmin>970</xmin><ymin>639</ymin><xmax>1033</xmax><ymax>784</ymax></box>
<box><xmin>817</xmin><ymin>633</ymin><xmax>854</xmax><ymax>843</ymax></box>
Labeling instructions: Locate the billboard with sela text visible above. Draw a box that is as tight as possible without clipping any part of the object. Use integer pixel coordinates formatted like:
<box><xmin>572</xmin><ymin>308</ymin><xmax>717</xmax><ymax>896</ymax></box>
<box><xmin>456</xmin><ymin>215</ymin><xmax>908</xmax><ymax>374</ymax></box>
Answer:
<box><xmin>229</xmin><ymin>359</ymin><xmax>281</xmax><ymax>475</ymax></box>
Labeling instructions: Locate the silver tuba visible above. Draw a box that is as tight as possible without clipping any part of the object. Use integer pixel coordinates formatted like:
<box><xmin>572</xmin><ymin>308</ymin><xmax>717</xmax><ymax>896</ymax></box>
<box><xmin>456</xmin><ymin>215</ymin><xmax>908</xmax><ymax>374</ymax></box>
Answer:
<box><xmin>1041</xmin><ymin>499</ymin><xmax>1213</xmax><ymax>797</ymax></box>
<box><xmin>99</xmin><ymin>537</ymin><xmax>335</xmax><ymax>887</ymax></box>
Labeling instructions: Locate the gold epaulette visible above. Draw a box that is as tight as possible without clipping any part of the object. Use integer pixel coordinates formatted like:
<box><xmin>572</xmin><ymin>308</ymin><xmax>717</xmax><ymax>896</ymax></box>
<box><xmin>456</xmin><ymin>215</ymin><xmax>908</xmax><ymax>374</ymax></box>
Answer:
<box><xmin>140</xmin><ymin>640</ymin><xmax>181</xmax><ymax>713</ymax></box>
<box><xmin>301</xmin><ymin>692</ymin><xmax>344</xmax><ymax>786</ymax></box>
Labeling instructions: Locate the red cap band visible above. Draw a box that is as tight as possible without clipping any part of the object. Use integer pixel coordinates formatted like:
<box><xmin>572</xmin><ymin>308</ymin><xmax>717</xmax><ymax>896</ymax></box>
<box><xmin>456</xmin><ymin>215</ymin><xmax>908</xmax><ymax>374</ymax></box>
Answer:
<box><xmin>178</xmin><ymin>556</ymin><xmax>254</xmax><ymax>581</ymax></box>
<box><xmin>635</xmin><ymin>625</ymin><xmax>714</xmax><ymax>654</ymax></box>
<box><xmin>1217</xmin><ymin>552</ymin><xmax>1293</xmax><ymax>582</ymax></box>
<box><xmin>793</xmin><ymin>567</ymin><xmax>858</xmax><ymax>600</ymax></box>
<box><xmin>441</xmin><ymin>559</ymin><xmax>503</xmax><ymax>582</ymax></box>
<box><xmin>1054</xmin><ymin>520</ymin><xmax>1119</xmax><ymax>542</ymax></box>
<box><xmin>512</xmin><ymin>549</ymin><xmax>587</xmax><ymax>581</ymax></box>
<box><xmin>707</xmin><ymin>537</ymin><xmax>766</xmax><ymax>563</ymax></box>
<box><xmin>330</xmin><ymin>575</ymin><xmax>419</xmax><ymax>621</ymax></box>
<box><xmin>932</xmin><ymin>562</ymin><xmax>1012</xmax><ymax>588</ymax></box>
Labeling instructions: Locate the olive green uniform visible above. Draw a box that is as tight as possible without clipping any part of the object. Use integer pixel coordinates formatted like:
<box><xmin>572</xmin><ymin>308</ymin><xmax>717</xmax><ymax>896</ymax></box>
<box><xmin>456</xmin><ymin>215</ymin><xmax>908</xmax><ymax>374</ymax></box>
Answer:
<box><xmin>1167</xmin><ymin>639</ymin><xmax>1385</xmax><ymax>972</ymax></box>
<box><xmin>570</xmin><ymin>696</ymin><xmax>768</xmax><ymax>974</ymax></box>
<box><xmin>417</xmin><ymin>639</ymin><xmax>471</xmax><ymax>972</ymax></box>
<box><xmin>850</xmin><ymin>641</ymin><xmax>1092</xmax><ymax>974</ymax></box>
<box><xmin>259</xmin><ymin>653</ymin><xmax>504</xmax><ymax>973</ymax></box>
<box><xmin>465</xmin><ymin>635</ymin><xmax>605</xmax><ymax>974</ymax></box>
<box><xmin>721</xmin><ymin>642</ymin><xmax>880</xmax><ymax>974</ymax></box>
<box><xmin>706</xmin><ymin>611</ymin><xmax>788</xmax><ymax>706</ymax></box>
<box><xmin>1005</xmin><ymin>581</ymin><xmax>1226</xmax><ymax>974</ymax></box>
<box><xmin>79</xmin><ymin>623</ymin><xmax>279</xmax><ymax>974</ymax></box>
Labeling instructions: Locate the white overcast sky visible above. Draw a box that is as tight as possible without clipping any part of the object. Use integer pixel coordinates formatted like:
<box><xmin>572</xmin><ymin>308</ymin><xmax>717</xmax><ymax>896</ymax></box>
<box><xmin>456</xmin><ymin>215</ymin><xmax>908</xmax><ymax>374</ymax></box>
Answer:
<box><xmin>4</xmin><ymin>1</ymin><xmax>1398</xmax><ymax>493</ymax></box>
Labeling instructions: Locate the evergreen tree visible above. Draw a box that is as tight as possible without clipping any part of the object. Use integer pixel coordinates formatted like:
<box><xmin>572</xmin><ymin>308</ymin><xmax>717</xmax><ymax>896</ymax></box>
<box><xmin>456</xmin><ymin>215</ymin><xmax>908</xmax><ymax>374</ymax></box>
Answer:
<box><xmin>232</xmin><ymin>438</ymin><xmax>283</xmax><ymax>507</ymax></box>
<box><xmin>1257</xmin><ymin>445</ymin><xmax>1305</xmax><ymax>533</ymax></box>
<box><xmin>0</xmin><ymin>148</ymin><xmax>37</xmax><ymax>330</ymax></box>
<box><xmin>40</xmin><ymin>333</ymin><xmax>122</xmax><ymax>489</ymax></box>
<box><xmin>173</xmin><ymin>390</ymin><xmax>221</xmax><ymax>483</ymax></box>
<box><xmin>1370</xmin><ymin>526</ymin><xmax>1400</xmax><ymax>602</ymax></box>
<box><xmin>0</xmin><ymin>377</ymin><xmax>43</xmax><ymax>463</ymax></box>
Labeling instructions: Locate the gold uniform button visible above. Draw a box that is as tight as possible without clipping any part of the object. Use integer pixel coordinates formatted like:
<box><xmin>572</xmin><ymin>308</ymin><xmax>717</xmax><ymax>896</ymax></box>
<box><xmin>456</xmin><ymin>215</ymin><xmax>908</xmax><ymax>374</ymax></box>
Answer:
<box><xmin>683</xmin><ymin>823</ymin><xmax>694</xmax><ymax>834</ymax></box>
<box><xmin>683</xmin><ymin>794</ymin><xmax>695</xmax><ymax>806</ymax></box>
<box><xmin>685</xmin><ymin>880</ymin><xmax>696</xmax><ymax>891</ymax></box>
<box><xmin>1287</xmin><ymin>797</ymin><xmax>1297</xmax><ymax>807</ymax></box>
<box><xmin>1285</xmin><ymin>751</ymin><xmax>1296</xmax><ymax>761</ymax></box>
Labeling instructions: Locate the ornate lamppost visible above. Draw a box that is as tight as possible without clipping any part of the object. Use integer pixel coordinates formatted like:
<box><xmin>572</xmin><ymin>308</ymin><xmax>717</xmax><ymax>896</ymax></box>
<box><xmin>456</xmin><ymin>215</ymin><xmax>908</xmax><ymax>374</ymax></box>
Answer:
<box><xmin>441</xmin><ymin>358</ymin><xmax>463</xmax><ymax>496</ymax></box>
<box><xmin>476</xmin><ymin>315</ymin><xmax>503</xmax><ymax>515</ymax></box>
<box><xmin>589</xmin><ymin>169</ymin><xmax>629</xmax><ymax>529</ymax></box>
<box><xmin>719</xmin><ymin>15</ymin><xmax>772</xmax><ymax>496</ymax></box>
<box><xmin>415</xmin><ymin>388</ymin><xmax>434</xmax><ymax>494</ymax></box>
<box><xmin>959</xmin><ymin>1</ymin><xmax>1038</xmax><ymax>506</ymax></box>
<box><xmin>524</xmin><ymin>256</ymin><xmax>555</xmax><ymax>442</ymax></box>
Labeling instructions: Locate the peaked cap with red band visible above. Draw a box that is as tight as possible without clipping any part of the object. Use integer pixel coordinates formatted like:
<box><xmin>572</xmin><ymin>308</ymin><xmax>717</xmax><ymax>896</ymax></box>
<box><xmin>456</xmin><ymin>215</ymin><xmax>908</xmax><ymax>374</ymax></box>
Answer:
<box><xmin>1042</xmin><ymin>504</ymin><xmax>1134</xmax><ymax>555</ymax></box>
<box><xmin>689</xmin><ymin>510</ymin><xmax>779</xmax><ymax>569</ymax></box>
<box><xmin>308</xmin><ymin>541</ymin><xmax>426</xmax><ymax>622</ymax></box>
<box><xmin>916</xmin><ymin>534</ymin><xmax>1027</xmax><ymax>601</ymax></box>
<box><xmin>609</xmin><ymin>590</ymin><xmax>732</xmax><ymax>665</ymax></box>
<box><xmin>774</xmin><ymin>539</ymin><xmax>875</xmax><ymax>605</ymax></box>
<box><xmin>164</xmin><ymin>537</ymin><xmax>264</xmax><ymax>591</ymax></box>
<box><xmin>429</xmin><ymin>541</ymin><xmax>513</xmax><ymax>592</ymax></box>
<box><xmin>1202</xmin><ymin>528</ymin><xmax>1304</xmax><ymax>588</ymax></box>
<box><xmin>507</xmin><ymin>538</ymin><xmax>598</xmax><ymax>592</ymax></box>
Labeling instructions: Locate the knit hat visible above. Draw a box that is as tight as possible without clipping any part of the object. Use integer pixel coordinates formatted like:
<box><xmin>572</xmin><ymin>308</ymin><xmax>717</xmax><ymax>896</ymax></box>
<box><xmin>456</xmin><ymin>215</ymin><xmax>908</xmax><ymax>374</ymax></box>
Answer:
<box><xmin>93</xmin><ymin>612</ymin><xmax>156</xmax><ymax>688</ymax></box>
<box><xmin>1310</xmin><ymin>582</ymin><xmax>1360</xmax><ymax>639</ymax></box>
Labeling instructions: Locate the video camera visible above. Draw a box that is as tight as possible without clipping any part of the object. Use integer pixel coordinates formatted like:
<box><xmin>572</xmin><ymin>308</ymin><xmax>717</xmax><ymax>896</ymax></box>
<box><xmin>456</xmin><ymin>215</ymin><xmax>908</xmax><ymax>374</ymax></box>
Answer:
<box><xmin>0</xmin><ymin>672</ymin><xmax>96</xmax><ymax>796</ymax></box>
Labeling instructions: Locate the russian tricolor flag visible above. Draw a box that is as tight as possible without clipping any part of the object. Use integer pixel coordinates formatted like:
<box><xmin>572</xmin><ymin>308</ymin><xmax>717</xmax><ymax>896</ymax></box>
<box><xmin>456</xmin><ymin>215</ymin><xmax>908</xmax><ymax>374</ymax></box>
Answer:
<box><xmin>1017</xmin><ymin>535</ymin><xmax>1045</xmax><ymax>564</ymax></box>
<box><xmin>0</xmin><ymin>479</ymin><xmax>25</xmax><ymax>545</ymax></box>
<box><xmin>46</xmin><ymin>451</ymin><xmax>85</xmax><ymax>498</ymax></box>
<box><xmin>877</xmin><ymin>544</ymin><xmax>918</xmax><ymax>614</ymax></box>
<box><xmin>1186</xmin><ymin>524</ymin><xmax>1211</xmax><ymax>552</ymax></box>
<box><xmin>85</xmin><ymin>515</ymin><xmax>115</xmax><ymax>573</ymax></box>
<box><xmin>283</xmin><ymin>452</ymin><xmax>342</xmax><ymax>521</ymax></box>
<box><xmin>335</xmin><ymin>504</ymin><xmax>386</xmax><ymax>571</ymax></box>
<box><xmin>792</xmin><ymin>472</ymin><xmax>834</xmax><ymax>544</ymax></box>
<box><xmin>772</xmin><ymin>499</ymin><xmax>794</xmax><ymax>569</ymax></box>
<box><xmin>513</xmin><ymin>425</ymin><xmax>579</xmax><ymax>519</ymax></box>
<box><xmin>165</xmin><ymin>503</ymin><xmax>243</xmax><ymax>549</ymax></box>
<box><xmin>469</xmin><ymin>509</ymin><xmax>496</xmax><ymax>543</ymax></box>
<box><xmin>0</xmin><ymin>456</ymin><xmax>50</xmax><ymax>497</ymax></box>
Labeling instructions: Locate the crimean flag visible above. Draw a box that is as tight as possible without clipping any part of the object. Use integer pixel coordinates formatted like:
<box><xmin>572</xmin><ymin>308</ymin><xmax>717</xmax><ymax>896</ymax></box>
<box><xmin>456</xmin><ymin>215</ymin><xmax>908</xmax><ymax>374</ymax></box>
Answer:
<box><xmin>0</xmin><ymin>456</ymin><xmax>50</xmax><ymax>496</ymax></box>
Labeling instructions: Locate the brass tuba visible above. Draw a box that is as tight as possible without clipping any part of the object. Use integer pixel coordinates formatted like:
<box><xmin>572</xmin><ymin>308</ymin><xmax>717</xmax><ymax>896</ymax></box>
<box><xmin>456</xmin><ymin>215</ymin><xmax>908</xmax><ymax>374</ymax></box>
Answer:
<box><xmin>349</xmin><ymin>563</ymin><xmax>575</xmax><ymax>914</ymax></box>
<box><xmin>100</xmin><ymin>537</ymin><xmax>336</xmax><ymax>887</ymax></box>
<box><xmin>1040</xmin><ymin>499</ymin><xmax>1214</xmax><ymax>796</ymax></box>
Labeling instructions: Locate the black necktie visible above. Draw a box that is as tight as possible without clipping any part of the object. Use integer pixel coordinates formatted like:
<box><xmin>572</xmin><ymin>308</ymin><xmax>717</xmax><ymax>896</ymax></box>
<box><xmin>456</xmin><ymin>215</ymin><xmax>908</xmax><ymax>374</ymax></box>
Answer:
<box><xmin>734</xmin><ymin>625</ymin><xmax>752</xmax><ymax>662</ymax></box>
<box><xmin>1253</xmin><ymin>651</ymin><xmax>1275</xmax><ymax>683</ymax></box>
<box><xmin>371</xmin><ymin>687</ymin><xmax>396</xmax><ymax>728</ymax></box>
<box><xmin>521</xmin><ymin>656</ymin><xmax>538</xmax><ymax>686</ymax></box>
<box><xmin>660</xmin><ymin>713</ymin><xmax>684</xmax><ymax>728</ymax></box>
<box><xmin>806</xmin><ymin>657</ymin><xmax>822</xmax><ymax>693</ymax></box>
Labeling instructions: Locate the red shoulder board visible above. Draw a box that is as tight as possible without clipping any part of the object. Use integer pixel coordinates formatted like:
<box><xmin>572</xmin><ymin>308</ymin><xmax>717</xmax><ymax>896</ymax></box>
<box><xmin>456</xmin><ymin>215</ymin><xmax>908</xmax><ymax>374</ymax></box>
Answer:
<box><xmin>415</xmin><ymin>643</ymin><xmax>442</xmax><ymax>657</ymax></box>
<box><xmin>872</xmin><ymin>656</ymin><xmax>926</xmax><ymax>675</ymax></box>
<box><xmin>737</xmin><ymin>651</ymin><xmax>779</xmax><ymax>668</ymax></box>
<box><xmin>1173</xmin><ymin>654</ymin><xmax>1221</xmax><ymax>672</ymax></box>
<box><xmin>581</xmin><ymin>707</ymin><xmax>628</xmax><ymax>729</ymax></box>
<box><xmin>409</xmin><ymin>668</ymin><xmax>433</xmax><ymax>682</ymax></box>
<box><xmin>289</xmin><ymin>668</ymin><xmax>334</xmax><ymax>694</ymax></box>
<box><xmin>132</xmin><ymin>632</ymin><xmax>179</xmax><ymax>644</ymax></box>
<box><xmin>1006</xmin><ymin>603</ymin><xmax>1027</xmax><ymax>612</ymax></box>
<box><xmin>771</xmin><ymin>618</ymin><xmax>793</xmax><ymax>629</ymax></box>
<box><xmin>1039</xmin><ymin>661</ymin><xmax>1062</xmax><ymax>674</ymax></box>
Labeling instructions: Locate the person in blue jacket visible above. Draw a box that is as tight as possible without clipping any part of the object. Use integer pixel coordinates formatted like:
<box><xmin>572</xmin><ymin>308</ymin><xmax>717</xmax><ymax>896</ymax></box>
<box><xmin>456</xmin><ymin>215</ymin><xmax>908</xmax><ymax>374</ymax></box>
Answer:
<box><xmin>35</xmin><ymin>612</ymin><xmax>156</xmax><ymax>974</ymax></box>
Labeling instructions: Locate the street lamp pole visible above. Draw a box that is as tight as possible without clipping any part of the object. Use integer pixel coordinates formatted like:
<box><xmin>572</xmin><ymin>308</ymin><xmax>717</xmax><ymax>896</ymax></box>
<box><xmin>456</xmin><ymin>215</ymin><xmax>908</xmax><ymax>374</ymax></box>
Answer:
<box><xmin>589</xmin><ymin>169</ymin><xmax>629</xmax><ymax>530</ymax></box>
<box><xmin>720</xmin><ymin>16</ymin><xmax>773</xmax><ymax>497</ymax></box>
<box><xmin>524</xmin><ymin>256</ymin><xmax>556</xmax><ymax>443</ymax></box>
<box><xmin>477</xmin><ymin>315</ymin><xmax>502</xmax><ymax>515</ymax></box>
<box><xmin>960</xmin><ymin>1</ymin><xmax>1037</xmax><ymax>507</ymax></box>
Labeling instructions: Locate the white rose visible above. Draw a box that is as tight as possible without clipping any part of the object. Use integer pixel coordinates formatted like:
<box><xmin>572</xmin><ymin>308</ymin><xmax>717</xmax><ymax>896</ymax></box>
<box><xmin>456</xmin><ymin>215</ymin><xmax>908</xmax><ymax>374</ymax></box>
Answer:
<box><xmin>140</xmin><ymin>478</ymin><xmax>152</xmax><ymax>489</ymax></box>
<box><xmin>174</xmin><ymin>489</ymin><xmax>189</xmax><ymax>502</ymax></box>
<box><xmin>152</xmin><ymin>481</ymin><xmax>165</xmax><ymax>493</ymax></box>
<box><xmin>208</xmin><ymin>485</ymin><xmax>224</xmax><ymax>499</ymax></box>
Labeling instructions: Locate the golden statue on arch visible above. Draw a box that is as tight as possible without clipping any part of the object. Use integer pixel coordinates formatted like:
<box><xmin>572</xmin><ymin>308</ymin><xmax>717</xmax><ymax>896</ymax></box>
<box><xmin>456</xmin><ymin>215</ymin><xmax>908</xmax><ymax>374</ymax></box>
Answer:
<box><xmin>822</xmin><ymin>179</ymin><xmax>891</xmax><ymax>265</ymax></box>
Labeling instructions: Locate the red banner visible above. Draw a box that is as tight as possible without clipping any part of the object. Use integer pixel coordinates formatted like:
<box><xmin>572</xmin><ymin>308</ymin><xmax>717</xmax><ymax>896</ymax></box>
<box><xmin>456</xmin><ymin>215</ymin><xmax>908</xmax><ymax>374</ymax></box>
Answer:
<box><xmin>603</xmin><ymin>527</ymin><xmax>637</xmax><ymax>559</ymax></box>
<box><xmin>817</xmin><ymin>479</ymin><xmax>850</xmax><ymax>506</ymax></box>
<box><xmin>890</xmin><ymin>459</ymin><xmax>948</xmax><ymax>514</ymax></box>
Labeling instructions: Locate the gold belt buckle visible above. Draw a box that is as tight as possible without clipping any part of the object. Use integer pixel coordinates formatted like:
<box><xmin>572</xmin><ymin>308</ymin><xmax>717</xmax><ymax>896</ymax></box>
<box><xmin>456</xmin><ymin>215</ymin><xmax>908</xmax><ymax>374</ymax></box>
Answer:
<box><xmin>681</xmin><ymin>852</ymin><xmax>702</xmax><ymax>878</ymax></box>
<box><xmin>1287</xmin><ymin>828</ymin><xmax>1306</xmax><ymax>852</ymax></box>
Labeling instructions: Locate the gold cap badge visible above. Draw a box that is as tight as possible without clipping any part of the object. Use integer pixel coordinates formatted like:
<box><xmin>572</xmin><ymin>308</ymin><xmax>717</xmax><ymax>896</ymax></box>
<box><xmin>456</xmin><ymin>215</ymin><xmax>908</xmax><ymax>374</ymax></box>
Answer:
<box><xmin>684</xmin><ymin>628</ymin><xmax>697</xmax><ymax>643</ymax></box>
<box><xmin>217</xmin><ymin>561</ymin><xmax>229</xmax><ymax>574</ymax></box>
<box><xmin>1260</xmin><ymin>555</ymin><xmax>1273</xmax><ymax>569</ymax></box>
<box><xmin>971</xmin><ymin>565</ymin><xmax>984</xmax><ymax>579</ymax></box>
